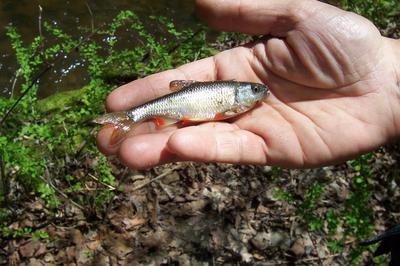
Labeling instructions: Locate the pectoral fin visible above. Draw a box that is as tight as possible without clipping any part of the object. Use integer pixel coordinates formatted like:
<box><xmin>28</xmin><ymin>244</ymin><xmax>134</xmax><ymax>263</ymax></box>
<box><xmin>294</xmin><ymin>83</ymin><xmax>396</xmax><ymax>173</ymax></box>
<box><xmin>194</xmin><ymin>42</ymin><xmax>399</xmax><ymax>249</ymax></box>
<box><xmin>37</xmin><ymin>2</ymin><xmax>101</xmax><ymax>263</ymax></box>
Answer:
<box><xmin>169</xmin><ymin>80</ymin><xmax>197</xmax><ymax>92</ymax></box>
<box><xmin>213</xmin><ymin>111</ymin><xmax>238</xmax><ymax>121</ymax></box>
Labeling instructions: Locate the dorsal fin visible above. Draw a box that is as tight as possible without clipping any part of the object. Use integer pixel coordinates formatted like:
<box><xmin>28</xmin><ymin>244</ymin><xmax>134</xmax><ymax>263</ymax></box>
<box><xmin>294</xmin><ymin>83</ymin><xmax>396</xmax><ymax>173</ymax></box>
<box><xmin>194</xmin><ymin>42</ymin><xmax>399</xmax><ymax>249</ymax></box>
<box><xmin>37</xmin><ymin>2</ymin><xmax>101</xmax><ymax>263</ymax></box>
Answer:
<box><xmin>169</xmin><ymin>80</ymin><xmax>197</xmax><ymax>92</ymax></box>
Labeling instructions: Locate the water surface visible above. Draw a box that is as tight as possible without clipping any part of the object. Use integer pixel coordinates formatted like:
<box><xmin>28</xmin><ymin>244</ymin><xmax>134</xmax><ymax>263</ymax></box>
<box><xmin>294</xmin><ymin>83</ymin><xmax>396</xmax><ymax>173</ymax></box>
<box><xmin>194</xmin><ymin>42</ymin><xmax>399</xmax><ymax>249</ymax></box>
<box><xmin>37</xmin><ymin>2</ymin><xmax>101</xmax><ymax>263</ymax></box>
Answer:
<box><xmin>0</xmin><ymin>0</ymin><xmax>196</xmax><ymax>98</ymax></box>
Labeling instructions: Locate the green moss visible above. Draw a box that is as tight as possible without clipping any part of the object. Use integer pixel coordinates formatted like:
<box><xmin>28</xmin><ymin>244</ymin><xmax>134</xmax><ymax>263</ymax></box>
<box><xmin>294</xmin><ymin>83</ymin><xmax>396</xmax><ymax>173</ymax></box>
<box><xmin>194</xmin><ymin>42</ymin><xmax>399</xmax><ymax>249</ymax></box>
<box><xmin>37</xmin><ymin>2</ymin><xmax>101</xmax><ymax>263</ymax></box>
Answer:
<box><xmin>36</xmin><ymin>87</ymin><xmax>87</xmax><ymax>113</ymax></box>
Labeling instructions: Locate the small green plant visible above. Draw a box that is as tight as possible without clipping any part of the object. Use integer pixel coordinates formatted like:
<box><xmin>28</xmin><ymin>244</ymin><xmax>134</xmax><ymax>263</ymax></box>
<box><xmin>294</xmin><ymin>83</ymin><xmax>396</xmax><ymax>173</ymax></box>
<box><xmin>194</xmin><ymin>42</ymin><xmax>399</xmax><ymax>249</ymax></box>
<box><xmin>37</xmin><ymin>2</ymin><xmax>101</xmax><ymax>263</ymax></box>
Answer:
<box><xmin>1</xmin><ymin>227</ymin><xmax>32</xmax><ymax>239</ymax></box>
<box><xmin>345</xmin><ymin>154</ymin><xmax>374</xmax><ymax>264</ymax></box>
<box><xmin>298</xmin><ymin>181</ymin><xmax>325</xmax><ymax>231</ymax></box>
<box><xmin>326</xmin><ymin>209</ymin><xmax>340</xmax><ymax>236</ymax></box>
<box><xmin>327</xmin><ymin>239</ymin><xmax>344</xmax><ymax>254</ymax></box>
<box><xmin>84</xmin><ymin>250</ymin><xmax>94</xmax><ymax>258</ymax></box>
<box><xmin>272</xmin><ymin>188</ymin><xmax>294</xmax><ymax>203</ymax></box>
<box><xmin>0</xmin><ymin>227</ymin><xmax>50</xmax><ymax>244</ymax></box>
<box><xmin>270</xmin><ymin>166</ymin><xmax>283</xmax><ymax>180</ymax></box>
<box><xmin>32</xmin><ymin>230</ymin><xmax>49</xmax><ymax>242</ymax></box>
<box><xmin>37</xmin><ymin>183</ymin><xmax>60</xmax><ymax>208</ymax></box>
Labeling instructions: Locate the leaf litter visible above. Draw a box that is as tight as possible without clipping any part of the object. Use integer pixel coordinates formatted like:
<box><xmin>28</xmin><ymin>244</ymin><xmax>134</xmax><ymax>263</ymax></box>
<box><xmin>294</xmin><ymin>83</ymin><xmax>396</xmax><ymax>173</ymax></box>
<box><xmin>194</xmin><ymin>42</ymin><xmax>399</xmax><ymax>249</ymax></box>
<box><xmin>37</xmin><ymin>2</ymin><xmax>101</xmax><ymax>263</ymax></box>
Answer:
<box><xmin>0</xmin><ymin>143</ymin><xmax>399</xmax><ymax>265</ymax></box>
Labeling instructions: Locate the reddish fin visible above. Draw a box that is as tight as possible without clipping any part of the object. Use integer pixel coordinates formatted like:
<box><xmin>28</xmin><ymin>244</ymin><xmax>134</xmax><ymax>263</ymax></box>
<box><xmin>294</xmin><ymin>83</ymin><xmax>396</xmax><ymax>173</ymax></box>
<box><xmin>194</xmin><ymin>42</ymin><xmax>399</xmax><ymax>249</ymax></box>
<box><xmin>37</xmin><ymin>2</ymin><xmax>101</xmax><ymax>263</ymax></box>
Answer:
<box><xmin>213</xmin><ymin>112</ymin><xmax>226</xmax><ymax>120</ymax></box>
<box><xmin>153</xmin><ymin>116</ymin><xmax>179</xmax><ymax>128</ymax></box>
<box><xmin>153</xmin><ymin>116</ymin><xmax>165</xmax><ymax>127</ymax></box>
<box><xmin>180</xmin><ymin>116</ymin><xmax>193</xmax><ymax>126</ymax></box>
<box><xmin>169</xmin><ymin>80</ymin><xmax>197</xmax><ymax>92</ymax></box>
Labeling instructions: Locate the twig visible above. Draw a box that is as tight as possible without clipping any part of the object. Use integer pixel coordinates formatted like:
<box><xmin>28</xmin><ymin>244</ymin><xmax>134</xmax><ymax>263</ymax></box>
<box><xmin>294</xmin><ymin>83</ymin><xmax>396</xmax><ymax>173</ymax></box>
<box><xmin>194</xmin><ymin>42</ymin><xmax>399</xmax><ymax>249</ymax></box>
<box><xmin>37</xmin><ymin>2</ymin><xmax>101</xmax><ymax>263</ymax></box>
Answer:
<box><xmin>157</xmin><ymin>181</ymin><xmax>174</xmax><ymax>200</ymax></box>
<box><xmin>85</xmin><ymin>2</ymin><xmax>94</xmax><ymax>33</ymax></box>
<box><xmin>300</xmin><ymin>253</ymin><xmax>341</xmax><ymax>262</ymax></box>
<box><xmin>38</xmin><ymin>5</ymin><xmax>44</xmax><ymax>53</ymax></box>
<box><xmin>131</xmin><ymin>166</ymin><xmax>180</xmax><ymax>192</ymax></box>
<box><xmin>88</xmin><ymin>173</ymin><xmax>116</xmax><ymax>190</ymax></box>
<box><xmin>9</xmin><ymin>69</ymin><xmax>19</xmax><ymax>98</ymax></box>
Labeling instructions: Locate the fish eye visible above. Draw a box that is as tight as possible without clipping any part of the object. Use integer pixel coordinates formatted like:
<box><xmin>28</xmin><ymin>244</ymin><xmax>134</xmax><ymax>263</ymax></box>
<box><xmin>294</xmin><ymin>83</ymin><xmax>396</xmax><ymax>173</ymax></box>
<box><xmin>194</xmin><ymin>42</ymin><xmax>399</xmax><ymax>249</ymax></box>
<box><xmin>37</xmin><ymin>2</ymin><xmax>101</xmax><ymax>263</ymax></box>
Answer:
<box><xmin>251</xmin><ymin>85</ymin><xmax>261</xmax><ymax>93</ymax></box>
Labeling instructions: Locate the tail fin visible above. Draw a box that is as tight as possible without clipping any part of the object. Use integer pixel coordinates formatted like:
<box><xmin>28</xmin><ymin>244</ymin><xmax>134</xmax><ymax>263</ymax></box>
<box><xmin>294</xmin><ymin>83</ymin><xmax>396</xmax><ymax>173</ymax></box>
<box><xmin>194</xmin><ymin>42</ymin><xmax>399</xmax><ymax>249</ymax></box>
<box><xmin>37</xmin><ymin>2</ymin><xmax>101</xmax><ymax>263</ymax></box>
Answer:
<box><xmin>93</xmin><ymin>112</ymin><xmax>137</xmax><ymax>145</ymax></box>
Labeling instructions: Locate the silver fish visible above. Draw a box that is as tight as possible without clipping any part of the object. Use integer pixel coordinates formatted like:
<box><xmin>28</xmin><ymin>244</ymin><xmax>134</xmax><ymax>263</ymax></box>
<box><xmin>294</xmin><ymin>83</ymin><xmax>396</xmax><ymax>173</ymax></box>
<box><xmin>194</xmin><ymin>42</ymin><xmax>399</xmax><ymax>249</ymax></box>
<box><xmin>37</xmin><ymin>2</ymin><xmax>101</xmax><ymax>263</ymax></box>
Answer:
<box><xmin>94</xmin><ymin>80</ymin><xmax>269</xmax><ymax>144</ymax></box>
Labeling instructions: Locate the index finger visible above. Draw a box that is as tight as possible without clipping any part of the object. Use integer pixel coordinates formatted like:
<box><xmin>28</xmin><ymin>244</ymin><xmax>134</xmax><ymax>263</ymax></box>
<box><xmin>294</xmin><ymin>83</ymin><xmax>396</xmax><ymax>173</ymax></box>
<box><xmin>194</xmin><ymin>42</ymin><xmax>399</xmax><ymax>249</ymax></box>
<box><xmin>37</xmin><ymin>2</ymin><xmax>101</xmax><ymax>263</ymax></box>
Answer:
<box><xmin>106</xmin><ymin>56</ymin><xmax>217</xmax><ymax>112</ymax></box>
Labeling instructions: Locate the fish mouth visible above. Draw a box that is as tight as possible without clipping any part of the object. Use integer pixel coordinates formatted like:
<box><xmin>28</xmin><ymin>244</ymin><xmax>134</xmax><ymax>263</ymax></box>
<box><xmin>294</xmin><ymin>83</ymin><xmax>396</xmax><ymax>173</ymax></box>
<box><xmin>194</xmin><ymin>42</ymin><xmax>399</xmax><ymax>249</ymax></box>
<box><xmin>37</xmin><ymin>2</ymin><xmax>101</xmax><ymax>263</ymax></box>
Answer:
<box><xmin>264</xmin><ymin>87</ymin><xmax>271</xmax><ymax>97</ymax></box>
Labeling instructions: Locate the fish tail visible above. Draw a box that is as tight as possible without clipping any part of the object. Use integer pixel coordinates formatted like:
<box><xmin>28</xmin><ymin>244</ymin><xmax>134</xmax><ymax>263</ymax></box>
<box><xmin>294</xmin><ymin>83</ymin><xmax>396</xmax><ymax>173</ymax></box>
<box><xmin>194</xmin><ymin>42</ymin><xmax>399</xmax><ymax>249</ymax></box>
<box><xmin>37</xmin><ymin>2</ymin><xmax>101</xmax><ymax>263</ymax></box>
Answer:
<box><xmin>93</xmin><ymin>112</ymin><xmax>138</xmax><ymax>145</ymax></box>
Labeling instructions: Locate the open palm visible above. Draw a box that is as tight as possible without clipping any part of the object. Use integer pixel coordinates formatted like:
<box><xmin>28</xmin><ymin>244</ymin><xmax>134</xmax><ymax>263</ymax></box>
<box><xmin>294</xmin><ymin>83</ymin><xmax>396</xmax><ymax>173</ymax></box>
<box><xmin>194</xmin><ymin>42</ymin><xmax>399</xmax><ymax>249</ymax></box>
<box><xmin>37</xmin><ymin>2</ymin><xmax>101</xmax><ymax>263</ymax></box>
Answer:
<box><xmin>97</xmin><ymin>0</ymin><xmax>400</xmax><ymax>169</ymax></box>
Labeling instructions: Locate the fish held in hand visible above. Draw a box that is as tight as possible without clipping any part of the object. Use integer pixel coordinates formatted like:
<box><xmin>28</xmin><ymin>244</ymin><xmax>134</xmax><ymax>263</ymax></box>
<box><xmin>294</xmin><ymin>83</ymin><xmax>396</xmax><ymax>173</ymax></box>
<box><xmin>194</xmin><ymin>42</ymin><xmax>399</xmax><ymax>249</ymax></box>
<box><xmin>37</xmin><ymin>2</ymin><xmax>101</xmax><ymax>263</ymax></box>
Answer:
<box><xmin>94</xmin><ymin>80</ymin><xmax>270</xmax><ymax>145</ymax></box>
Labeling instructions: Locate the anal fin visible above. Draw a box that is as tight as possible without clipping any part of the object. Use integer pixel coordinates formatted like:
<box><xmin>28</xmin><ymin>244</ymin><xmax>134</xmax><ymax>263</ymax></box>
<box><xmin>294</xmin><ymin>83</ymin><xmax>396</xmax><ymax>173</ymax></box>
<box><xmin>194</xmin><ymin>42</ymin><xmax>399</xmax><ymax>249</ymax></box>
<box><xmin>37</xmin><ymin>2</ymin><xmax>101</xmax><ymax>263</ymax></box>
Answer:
<box><xmin>153</xmin><ymin>116</ymin><xmax>179</xmax><ymax>128</ymax></box>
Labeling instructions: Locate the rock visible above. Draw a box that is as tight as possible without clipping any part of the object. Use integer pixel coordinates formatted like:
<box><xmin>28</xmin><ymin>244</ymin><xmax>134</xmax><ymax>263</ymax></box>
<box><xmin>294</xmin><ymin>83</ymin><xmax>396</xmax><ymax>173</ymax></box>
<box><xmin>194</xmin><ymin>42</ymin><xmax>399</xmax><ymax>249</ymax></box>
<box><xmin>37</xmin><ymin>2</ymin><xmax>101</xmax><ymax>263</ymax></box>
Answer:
<box><xmin>270</xmin><ymin>231</ymin><xmax>291</xmax><ymax>249</ymax></box>
<box><xmin>250</xmin><ymin>232</ymin><xmax>269</xmax><ymax>250</ymax></box>
<box><xmin>291</xmin><ymin>238</ymin><xmax>305</xmax><ymax>257</ymax></box>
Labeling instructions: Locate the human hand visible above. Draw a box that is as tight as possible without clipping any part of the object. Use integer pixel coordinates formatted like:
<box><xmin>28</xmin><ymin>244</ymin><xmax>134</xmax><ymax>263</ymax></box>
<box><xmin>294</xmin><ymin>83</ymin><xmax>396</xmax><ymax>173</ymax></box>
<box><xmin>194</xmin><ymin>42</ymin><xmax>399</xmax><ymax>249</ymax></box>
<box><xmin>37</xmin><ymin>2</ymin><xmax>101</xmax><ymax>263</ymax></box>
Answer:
<box><xmin>97</xmin><ymin>0</ymin><xmax>400</xmax><ymax>169</ymax></box>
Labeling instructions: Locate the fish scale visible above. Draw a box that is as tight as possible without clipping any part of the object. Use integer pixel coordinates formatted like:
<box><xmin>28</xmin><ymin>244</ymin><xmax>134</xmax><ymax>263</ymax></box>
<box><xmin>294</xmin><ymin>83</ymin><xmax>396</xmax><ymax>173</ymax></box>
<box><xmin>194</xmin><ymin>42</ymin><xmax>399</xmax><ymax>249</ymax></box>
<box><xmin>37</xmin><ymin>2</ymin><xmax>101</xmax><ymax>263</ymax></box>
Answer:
<box><xmin>128</xmin><ymin>82</ymin><xmax>237</xmax><ymax>122</ymax></box>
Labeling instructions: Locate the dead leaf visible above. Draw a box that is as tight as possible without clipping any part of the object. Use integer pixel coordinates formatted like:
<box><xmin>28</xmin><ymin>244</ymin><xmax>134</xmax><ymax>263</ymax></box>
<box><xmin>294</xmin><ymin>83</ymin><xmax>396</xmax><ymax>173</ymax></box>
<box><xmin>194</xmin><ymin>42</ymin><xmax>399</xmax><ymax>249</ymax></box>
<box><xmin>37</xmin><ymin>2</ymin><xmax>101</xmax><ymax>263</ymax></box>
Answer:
<box><xmin>19</xmin><ymin>241</ymin><xmax>40</xmax><ymax>258</ymax></box>
<box><xmin>122</xmin><ymin>216</ymin><xmax>147</xmax><ymax>230</ymax></box>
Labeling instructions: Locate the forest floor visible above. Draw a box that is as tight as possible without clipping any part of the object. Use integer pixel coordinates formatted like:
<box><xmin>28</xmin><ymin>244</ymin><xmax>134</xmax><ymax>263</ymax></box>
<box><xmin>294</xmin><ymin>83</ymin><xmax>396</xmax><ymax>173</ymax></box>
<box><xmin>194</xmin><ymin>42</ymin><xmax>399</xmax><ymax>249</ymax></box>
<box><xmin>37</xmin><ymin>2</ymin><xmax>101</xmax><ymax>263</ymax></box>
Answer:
<box><xmin>2</xmin><ymin>143</ymin><xmax>400</xmax><ymax>265</ymax></box>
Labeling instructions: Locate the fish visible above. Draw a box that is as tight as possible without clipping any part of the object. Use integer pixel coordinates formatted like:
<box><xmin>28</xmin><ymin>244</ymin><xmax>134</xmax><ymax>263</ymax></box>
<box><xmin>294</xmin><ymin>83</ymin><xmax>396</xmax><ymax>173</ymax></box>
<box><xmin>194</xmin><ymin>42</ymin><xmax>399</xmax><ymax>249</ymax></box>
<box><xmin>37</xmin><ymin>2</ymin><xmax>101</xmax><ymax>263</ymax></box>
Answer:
<box><xmin>94</xmin><ymin>80</ymin><xmax>270</xmax><ymax>145</ymax></box>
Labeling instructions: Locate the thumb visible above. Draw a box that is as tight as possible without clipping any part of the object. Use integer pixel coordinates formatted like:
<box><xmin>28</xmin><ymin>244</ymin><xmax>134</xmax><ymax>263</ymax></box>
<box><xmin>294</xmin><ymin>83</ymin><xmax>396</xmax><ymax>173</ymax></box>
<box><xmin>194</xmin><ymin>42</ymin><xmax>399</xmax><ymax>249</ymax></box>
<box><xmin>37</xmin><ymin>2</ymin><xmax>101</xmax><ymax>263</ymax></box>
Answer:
<box><xmin>196</xmin><ymin>0</ymin><xmax>332</xmax><ymax>36</ymax></box>
<box><xmin>167</xmin><ymin>126</ymin><xmax>268</xmax><ymax>165</ymax></box>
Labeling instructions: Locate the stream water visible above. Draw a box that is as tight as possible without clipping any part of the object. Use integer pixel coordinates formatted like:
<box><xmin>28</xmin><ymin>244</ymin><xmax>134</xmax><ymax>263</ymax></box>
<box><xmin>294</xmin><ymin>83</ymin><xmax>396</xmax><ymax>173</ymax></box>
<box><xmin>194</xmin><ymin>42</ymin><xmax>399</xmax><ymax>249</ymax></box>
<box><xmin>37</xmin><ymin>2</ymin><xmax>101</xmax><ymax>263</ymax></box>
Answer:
<box><xmin>0</xmin><ymin>0</ymin><xmax>196</xmax><ymax>98</ymax></box>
